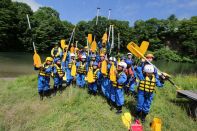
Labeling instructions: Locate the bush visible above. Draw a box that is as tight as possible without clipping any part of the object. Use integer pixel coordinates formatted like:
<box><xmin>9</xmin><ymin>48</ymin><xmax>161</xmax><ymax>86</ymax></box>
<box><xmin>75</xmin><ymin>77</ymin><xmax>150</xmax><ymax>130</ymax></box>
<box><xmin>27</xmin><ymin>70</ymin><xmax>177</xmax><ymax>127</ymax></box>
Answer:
<box><xmin>154</xmin><ymin>48</ymin><xmax>182</xmax><ymax>62</ymax></box>
<box><xmin>182</xmin><ymin>57</ymin><xmax>194</xmax><ymax>63</ymax></box>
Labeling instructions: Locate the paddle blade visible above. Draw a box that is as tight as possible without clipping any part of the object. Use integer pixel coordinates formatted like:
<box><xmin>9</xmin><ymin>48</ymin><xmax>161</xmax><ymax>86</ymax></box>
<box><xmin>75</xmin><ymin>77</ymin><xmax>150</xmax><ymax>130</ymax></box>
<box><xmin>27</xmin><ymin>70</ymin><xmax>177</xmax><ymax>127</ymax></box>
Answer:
<box><xmin>101</xmin><ymin>60</ymin><xmax>107</xmax><ymax>75</ymax></box>
<box><xmin>109</xmin><ymin>63</ymin><xmax>116</xmax><ymax>82</ymax></box>
<box><xmin>102</xmin><ymin>32</ymin><xmax>108</xmax><ymax>44</ymax></box>
<box><xmin>70</xmin><ymin>47</ymin><xmax>75</xmax><ymax>53</ymax></box>
<box><xmin>140</xmin><ymin>41</ymin><xmax>149</xmax><ymax>55</ymax></box>
<box><xmin>87</xmin><ymin>68</ymin><xmax>95</xmax><ymax>83</ymax></box>
<box><xmin>127</xmin><ymin>42</ymin><xmax>143</xmax><ymax>59</ymax></box>
<box><xmin>121</xmin><ymin>112</ymin><xmax>132</xmax><ymax>129</ymax></box>
<box><xmin>71</xmin><ymin>63</ymin><xmax>77</xmax><ymax>77</ymax></box>
<box><xmin>33</xmin><ymin>52</ymin><xmax>41</xmax><ymax>68</ymax></box>
<box><xmin>61</xmin><ymin>39</ymin><xmax>66</xmax><ymax>49</ymax></box>
<box><xmin>91</xmin><ymin>39</ymin><xmax>97</xmax><ymax>52</ymax></box>
<box><xmin>88</xmin><ymin>34</ymin><xmax>92</xmax><ymax>44</ymax></box>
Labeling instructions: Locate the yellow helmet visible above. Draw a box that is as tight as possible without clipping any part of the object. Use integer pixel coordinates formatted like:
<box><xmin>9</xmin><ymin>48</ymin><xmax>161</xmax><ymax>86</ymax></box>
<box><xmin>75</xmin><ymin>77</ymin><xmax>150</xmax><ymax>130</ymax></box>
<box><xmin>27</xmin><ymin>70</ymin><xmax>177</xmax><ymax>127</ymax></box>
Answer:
<box><xmin>100</xmin><ymin>53</ymin><xmax>105</xmax><ymax>57</ymax></box>
<box><xmin>45</xmin><ymin>57</ymin><xmax>53</xmax><ymax>62</ymax></box>
<box><xmin>146</xmin><ymin>53</ymin><xmax>154</xmax><ymax>58</ymax></box>
<box><xmin>75</xmin><ymin>47</ymin><xmax>79</xmax><ymax>51</ymax></box>
<box><xmin>84</xmin><ymin>46</ymin><xmax>88</xmax><ymax>49</ymax></box>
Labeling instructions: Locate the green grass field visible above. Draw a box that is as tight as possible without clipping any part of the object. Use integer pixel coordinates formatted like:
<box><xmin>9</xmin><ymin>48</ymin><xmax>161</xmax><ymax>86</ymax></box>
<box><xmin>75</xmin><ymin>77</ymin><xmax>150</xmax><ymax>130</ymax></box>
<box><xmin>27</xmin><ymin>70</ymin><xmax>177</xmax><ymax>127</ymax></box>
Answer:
<box><xmin>0</xmin><ymin>74</ymin><xmax>197</xmax><ymax>131</ymax></box>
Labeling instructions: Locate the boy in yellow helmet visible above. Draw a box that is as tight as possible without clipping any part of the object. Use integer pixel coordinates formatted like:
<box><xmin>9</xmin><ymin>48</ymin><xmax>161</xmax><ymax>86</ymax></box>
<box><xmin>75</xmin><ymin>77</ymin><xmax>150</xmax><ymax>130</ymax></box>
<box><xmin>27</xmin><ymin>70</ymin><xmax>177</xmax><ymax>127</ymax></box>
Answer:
<box><xmin>35</xmin><ymin>57</ymin><xmax>53</xmax><ymax>100</ymax></box>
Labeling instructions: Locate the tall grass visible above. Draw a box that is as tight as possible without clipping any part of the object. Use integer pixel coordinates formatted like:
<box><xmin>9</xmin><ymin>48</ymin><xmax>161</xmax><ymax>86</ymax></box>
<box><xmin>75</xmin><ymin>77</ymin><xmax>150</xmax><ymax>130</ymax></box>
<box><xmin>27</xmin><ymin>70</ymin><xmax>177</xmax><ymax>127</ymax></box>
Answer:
<box><xmin>0</xmin><ymin>74</ymin><xmax>196</xmax><ymax>131</ymax></box>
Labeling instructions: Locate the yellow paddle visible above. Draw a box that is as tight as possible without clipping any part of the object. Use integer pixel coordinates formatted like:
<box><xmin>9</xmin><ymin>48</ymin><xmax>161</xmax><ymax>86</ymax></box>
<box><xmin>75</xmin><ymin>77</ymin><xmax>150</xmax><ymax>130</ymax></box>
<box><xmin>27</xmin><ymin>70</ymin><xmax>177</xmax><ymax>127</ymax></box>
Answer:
<box><xmin>91</xmin><ymin>37</ymin><xmax>97</xmax><ymax>53</ymax></box>
<box><xmin>32</xmin><ymin>42</ymin><xmax>42</xmax><ymax>68</ymax></box>
<box><xmin>127</xmin><ymin>42</ymin><xmax>144</xmax><ymax>59</ymax></box>
<box><xmin>140</xmin><ymin>41</ymin><xmax>149</xmax><ymax>55</ymax></box>
<box><xmin>60</xmin><ymin>39</ymin><xmax>66</xmax><ymax>49</ymax></box>
<box><xmin>102</xmin><ymin>31</ymin><xmax>108</xmax><ymax>44</ymax></box>
<box><xmin>26</xmin><ymin>14</ymin><xmax>41</xmax><ymax>68</ymax></box>
<box><xmin>109</xmin><ymin>62</ymin><xmax>116</xmax><ymax>82</ymax></box>
<box><xmin>88</xmin><ymin>34</ymin><xmax>92</xmax><ymax>45</ymax></box>
<box><xmin>87</xmin><ymin>68</ymin><xmax>95</xmax><ymax>83</ymax></box>
<box><xmin>71</xmin><ymin>63</ymin><xmax>77</xmax><ymax>77</ymax></box>
<box><xmin>127</xmin><ymin>42</ymin><xmax>181</xmax><ymax>89</ymax></box>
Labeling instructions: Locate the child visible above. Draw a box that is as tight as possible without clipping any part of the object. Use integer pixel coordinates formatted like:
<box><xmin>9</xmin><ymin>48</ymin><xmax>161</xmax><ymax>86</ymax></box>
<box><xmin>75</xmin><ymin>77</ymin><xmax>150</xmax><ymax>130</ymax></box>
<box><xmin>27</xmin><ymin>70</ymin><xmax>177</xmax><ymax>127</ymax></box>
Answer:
<box><xmin>125</xmin><ymin>59</ymin><xmax>137</xmax><ymax>96</ymax></box>
<box><xmin>66</xmin><ymin>53</ymin><xmax>76</xmax><ymax>85</ymax></box>
<box><xmin>53</xmin><ymin>57</ymin><xmax>65</xmax><ymax>95</ymax></box>
<box><xmin>87</xmin><ymin>62</ymin><xmax>100</xmax><ymax>95</ymax></box>
<box><xmin>76</xmin><ymin>55</ymin><xmax>88</xmax><ymax>88</ymax></box>
<box><xmin>135</xmin><ymin>64</ymin><xmax>164</xmax><ymax>122</ymax></box>
<box><xmin>99</xmin><ymin>54</ymin><xmax>110</xmax><ymax>99</ymax></box>
<box><xmin>111</xmin><ymin>62</ymin><xmax>127</xmax><ymax>114</ymax></box>
<box><xmin>35</xmin><ymin>57</ymin><xmax>53</xmax><ymax>100</ymax></box>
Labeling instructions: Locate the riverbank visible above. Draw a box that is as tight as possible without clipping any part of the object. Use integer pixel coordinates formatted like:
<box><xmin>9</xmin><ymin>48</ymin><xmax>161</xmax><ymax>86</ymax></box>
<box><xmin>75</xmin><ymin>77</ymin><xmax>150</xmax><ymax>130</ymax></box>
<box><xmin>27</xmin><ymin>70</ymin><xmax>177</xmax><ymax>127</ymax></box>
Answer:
<box><xmin>0</xmin><ymin>75</ymin><xmax>197</xmax><ymax>130</ymax></box>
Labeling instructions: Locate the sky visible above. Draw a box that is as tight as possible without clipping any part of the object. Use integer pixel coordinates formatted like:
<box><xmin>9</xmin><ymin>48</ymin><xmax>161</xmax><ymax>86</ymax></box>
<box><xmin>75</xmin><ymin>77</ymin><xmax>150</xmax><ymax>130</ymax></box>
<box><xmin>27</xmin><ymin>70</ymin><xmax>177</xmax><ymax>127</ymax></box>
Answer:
<box><xmin>12</xmin><ymin>0</ymin><xmax>197</xmax><ymax>25</ymax></box>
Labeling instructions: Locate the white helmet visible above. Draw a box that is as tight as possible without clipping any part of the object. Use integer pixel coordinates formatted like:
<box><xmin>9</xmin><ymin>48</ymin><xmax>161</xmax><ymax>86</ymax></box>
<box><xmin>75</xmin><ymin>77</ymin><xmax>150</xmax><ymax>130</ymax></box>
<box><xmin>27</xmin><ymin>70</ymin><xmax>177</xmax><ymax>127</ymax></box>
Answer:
<box><xmin>127</xmin><ymin>52</ymin><xmax>132</xmax><ymax>55</ymax></box>
<box><xmin>144</xmin><ymin>65</ymin><xmax>154</xmax><ymax>73</ymax></box>
<box><xmin>123</xmin><ymin>62</ymin><xmax>127</xmax><ymax>69</ymax></box>
<box><xmin>81</xmin><ymin>55</ymin><xmax>86</xmax><ymax>59</ymax></box>
<box><xmin>113</xmin><ymin>57</ymin><xmax>117</xmax><ymax>62</ymax></box>
<box><xmin>109</xmin><ymin>57</ymin><xmax>113</xmax><ymax>61</ymax></box>
<box><xmin>70</xmin><ymin>53</ymin><xmax>75</xmax><ymax>57</ymax></box>
<box><xmin>118</xmin><ymin>62</ymin><xmax>127</xmax><ymax>69</ymax></box>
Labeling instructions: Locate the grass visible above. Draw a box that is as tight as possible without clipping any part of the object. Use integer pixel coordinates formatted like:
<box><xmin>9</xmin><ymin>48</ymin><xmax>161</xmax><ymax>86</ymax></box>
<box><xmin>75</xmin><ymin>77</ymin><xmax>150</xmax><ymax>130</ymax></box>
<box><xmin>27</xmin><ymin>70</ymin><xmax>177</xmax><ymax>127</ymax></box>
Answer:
<box><xmin>0</xmin><ymin>74</ymin><xmax>197</xmax><ymax>131</ymax></box>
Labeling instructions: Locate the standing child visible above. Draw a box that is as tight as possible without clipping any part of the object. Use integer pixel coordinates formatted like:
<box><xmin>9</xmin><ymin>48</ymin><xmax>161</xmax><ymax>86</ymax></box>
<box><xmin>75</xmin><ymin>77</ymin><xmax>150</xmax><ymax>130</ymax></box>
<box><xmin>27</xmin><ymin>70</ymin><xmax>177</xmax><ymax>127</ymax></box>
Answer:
<box><xmin>112</xmin><ymin>62</ymin><xmax>127</xmax><ymax>114</ymax></box>
<box><xmin>135</xmin><ymin>64</ymin><xmax>164</xmax><ymax>123</ymax></box>
<box><xmin>53</xmin><ymin>57</ymin><xmax>65</xmax><ymax>95</ymax></box>
<box><xmin>76</xmin><ymin>55</ymin><xmax>88</xmax><ymax>88</ymax></box>
<box><xmin>35</xmin><ymin>57</ymin><xmax>53</xmax><ymax>100</ymax></box>
<box><xmin>87</xmin><ymin>62</ymin><xmax>101</xmax><ymax>95</ymax></box>
<box><xmin>99</xmin><ymin>54</ymin><xmax>110</xmax><ymax>99</ymax></box>
<box><xmin>66</xmin><ymin>53</ymin><xmax>76</xmax><ymax>85</ymax></box>
<box><xmin>125</xmin><ymin>59</ymin><xmax>137</xmax><ymax>96</ymax></box>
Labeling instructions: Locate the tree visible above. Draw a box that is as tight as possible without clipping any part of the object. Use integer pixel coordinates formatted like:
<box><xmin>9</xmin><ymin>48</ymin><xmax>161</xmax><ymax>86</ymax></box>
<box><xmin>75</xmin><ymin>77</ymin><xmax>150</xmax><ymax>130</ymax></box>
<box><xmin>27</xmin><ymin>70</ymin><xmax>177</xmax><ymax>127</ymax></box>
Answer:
<box><xmin>0</xmin><ymin>0</ymin><xmax>17</xmax><ymax>51</ymax></box>
<box><xmin>13</xmin><ymin>2</ymin><xmax>33</xmax><ymax>51</ymax></box>
<box><xmin>32</xmin><ymin>7</ymin><xmax>68</xmax><ymax>52</ymax></box>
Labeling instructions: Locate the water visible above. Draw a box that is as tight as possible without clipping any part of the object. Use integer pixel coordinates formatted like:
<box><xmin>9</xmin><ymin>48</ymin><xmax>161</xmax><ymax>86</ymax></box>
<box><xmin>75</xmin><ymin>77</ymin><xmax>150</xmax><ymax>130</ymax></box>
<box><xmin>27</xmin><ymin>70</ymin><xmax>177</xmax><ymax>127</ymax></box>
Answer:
<box><xmin>0</xmin><ymin>52</ymin><xmax>48</xmax><ymax>78</ymax></box>
<box><xmin>153</xmin><ymin>60</ymin><xmax>197</xmax><ymax>75</ymax></box>
<box><xmin>0</xmin><ymin>52</ymin><xmax>196</xmax><ymax>78</ymax></box>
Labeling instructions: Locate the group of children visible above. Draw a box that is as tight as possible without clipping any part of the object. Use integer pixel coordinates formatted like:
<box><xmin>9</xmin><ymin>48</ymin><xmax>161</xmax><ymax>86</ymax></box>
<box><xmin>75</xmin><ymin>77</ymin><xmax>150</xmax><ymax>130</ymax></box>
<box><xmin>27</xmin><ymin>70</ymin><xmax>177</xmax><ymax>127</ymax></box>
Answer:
<box><xmin>35</xmin><ymin>41</ymin><xmax>166</xmax><ymax>123</ymax></box>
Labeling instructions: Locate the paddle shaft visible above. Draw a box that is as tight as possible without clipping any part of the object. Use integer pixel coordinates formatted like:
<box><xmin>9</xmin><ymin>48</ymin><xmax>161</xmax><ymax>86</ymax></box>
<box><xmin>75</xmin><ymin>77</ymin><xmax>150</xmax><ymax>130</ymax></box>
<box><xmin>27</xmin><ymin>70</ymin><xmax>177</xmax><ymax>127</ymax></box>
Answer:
<box><xmin>108</xmin><ymin>9</ymin><xmax>111</xmax><ymax>20</ymax></box>
<box><xmin>118</xmin><ymin>33</ymin><xmax>120</xmax><ymax>62</ymax></box>
<box><xmin>96</xmin><ymin>8</ymin><xmax>100</xmax><ymax>25</ymax></box>
<box><xmin>62</xmin><ymin>27</ymin><xmax>76</xmax><ymax>62</ymax></box>
<box><xmin>109</xmin><ymin>25</ymin><xmax>114</xmax><ymax>55</ymax></box>
<box><xmin>26</xmin><ymin>14</ymin><xmax>37</xmax><ymax>52</ymax></box>
<box><xmin>86</xmin><ymin>37</ymin><xmax>89</xmax><ymax>56</ymax></box>
<box><xmin>108</xmin><ymin>25</ymin><xmax>111</xmax><ymax>43</ymax></box>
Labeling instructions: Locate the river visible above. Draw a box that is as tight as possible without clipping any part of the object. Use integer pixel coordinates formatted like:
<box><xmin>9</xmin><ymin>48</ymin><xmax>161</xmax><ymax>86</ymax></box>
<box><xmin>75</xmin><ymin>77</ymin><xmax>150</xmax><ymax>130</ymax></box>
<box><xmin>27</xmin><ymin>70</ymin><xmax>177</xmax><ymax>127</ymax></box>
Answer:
<box><xmin>0</xmin><ymin>52</ymin><xmax>196</xmax><ymax>78</ymax></box>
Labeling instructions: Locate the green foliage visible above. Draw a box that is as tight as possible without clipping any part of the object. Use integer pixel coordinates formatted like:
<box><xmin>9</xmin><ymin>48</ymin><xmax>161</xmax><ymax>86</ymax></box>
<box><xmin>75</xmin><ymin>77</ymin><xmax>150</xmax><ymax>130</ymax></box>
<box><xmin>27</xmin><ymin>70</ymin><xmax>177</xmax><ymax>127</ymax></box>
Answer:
<box><xmin>154</xmin><ymin>48</ymin><xmax>182</xmax><ymax>62</ymax></box>
<box><xmin>154</xmin><ymin>48</ymin><xmax>194</xmax><ymax>63</ymax></box>
<box><xmin>0</xmin><ymin>1</ymin><xmax>196</xmax><ymax>61</ymax></box>
<box><xmin>0</xmin><ymin>75</ymin><xmax>197</xmax><ymax>130</ymax></box>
